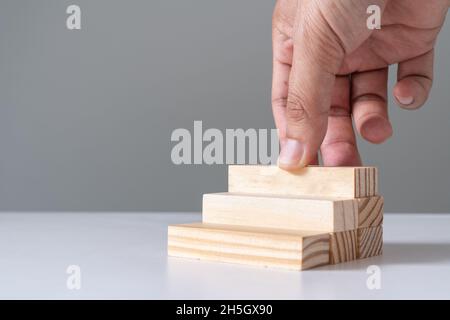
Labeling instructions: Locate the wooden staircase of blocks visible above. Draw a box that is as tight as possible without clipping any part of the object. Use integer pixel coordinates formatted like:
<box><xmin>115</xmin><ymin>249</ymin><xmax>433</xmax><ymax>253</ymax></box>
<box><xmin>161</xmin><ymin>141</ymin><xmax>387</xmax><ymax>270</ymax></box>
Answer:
<box><xmin>168</xmin><ymin>165</ymin><xmax>383</xmax><ymax>271</ymax></box>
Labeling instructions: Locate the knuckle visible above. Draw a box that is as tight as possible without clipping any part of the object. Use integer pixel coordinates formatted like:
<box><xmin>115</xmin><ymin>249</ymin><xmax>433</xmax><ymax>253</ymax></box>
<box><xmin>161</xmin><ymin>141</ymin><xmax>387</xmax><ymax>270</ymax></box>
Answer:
<box><xmin>287</xmin><ymin>107</ymin><xmax>308</xmax><ymax>123</ymax></box>
<box><xmin>329</xmin><ymin>105</ymin><xmax>350</xmax><ymax>117</ymax></box>
<box><xmin>286</xmin><ymin>90</ymin><xmax>328</xmax><ymax>123</ymax></box>
<box><xmin>271</xmin><ymin>97</ymin><xmax>287</xmax><ymax>110</ymax></box>
<box><xmin>286</xmin><ymin>92</ymin><xmax>309</xmax><ymax>123</ymax></box>
<box><xmin>322</xmin><ymin>139</ymin><xmax>357</xmax><ymax>150</ymax></box>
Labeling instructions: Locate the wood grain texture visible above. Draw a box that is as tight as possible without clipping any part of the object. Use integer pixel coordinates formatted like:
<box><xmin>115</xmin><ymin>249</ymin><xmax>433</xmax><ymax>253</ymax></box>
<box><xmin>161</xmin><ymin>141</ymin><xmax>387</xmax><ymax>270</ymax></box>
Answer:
<box><xmin>202</xmin><ymin>192</ymin><xmax>358</xmax><ymax>232</ymax></box>
<box><xmin>358</xmin><ymin>226</ymin><xmax>383</xmax><ymax>259</ymax></box>
<box><xmin>229</xmin><ymin>165</ymin><xmax>378</xmax><ymax>198</ymax></box>
<box><xmin>329</xmin><ymin>230</ymin><xmax>358</xmax><ymax>264</ymax></box>
<box><xmin>357</xmin><ymin>196</ymin><xmax>384</xmax><ymax>228</ymax></box>
<box><xmin>168</xmin><ymin>223</ymin><xmax>330</xmax><ymax>270</ymax></box>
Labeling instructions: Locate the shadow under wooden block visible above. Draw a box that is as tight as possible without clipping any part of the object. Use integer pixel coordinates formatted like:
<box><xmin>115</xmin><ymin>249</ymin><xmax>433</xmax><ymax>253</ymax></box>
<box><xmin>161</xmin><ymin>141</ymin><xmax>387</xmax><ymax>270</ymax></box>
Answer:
<box><xmin>358</xmin><ymin>225</ymin><xmax>383</xmax><ymax>259</ymax></box>
<box><xmin>330</xmin><ymin>230</ymin><xmax>358</xmax><ymax>264</ymax></box>
<box><xmin>228</xmin><ymin>165</ymin><xmax>378</xmax><ymax>198</ymax></box>
<box><xmin>357</xmin><ymin>196</ymin><xmax>384</xmax><ymax>228</ymax></box>
<box><xmin>168</xmin><ymin>223</ymin><xmax>330</xmax><ymax>271</ymax></box>
<box><xmin>203</xmin><ymin>193</ymin><xmax>358</xmax><ymax>232</ymax></box>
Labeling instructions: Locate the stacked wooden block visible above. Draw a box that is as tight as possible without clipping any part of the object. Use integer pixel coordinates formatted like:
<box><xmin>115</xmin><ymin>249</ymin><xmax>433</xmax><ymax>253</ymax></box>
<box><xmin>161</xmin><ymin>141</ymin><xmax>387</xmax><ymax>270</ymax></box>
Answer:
<box><xmin>168</xmin><ymin>165</ymin><xmax>383</xmax><ymax>271</ymax></box>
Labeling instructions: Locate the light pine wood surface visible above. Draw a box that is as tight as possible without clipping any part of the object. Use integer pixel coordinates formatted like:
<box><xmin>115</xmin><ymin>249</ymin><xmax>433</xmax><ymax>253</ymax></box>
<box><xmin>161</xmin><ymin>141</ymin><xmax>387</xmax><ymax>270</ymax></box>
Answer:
<box><xmin>357</xmin><ymin>196</ymin><xmax>384</xmax><ymax>228</ymax></box>
<box><xmin>202</xmin><ymin>192</ymin><xmax>358</xmax><ymax>232</ymax></box>
<box><xmin>329</xmin><ymin>229</ymin><xmax>358</xmax><ymax>264</ymax></box>
<box><xmin>358</xmin><ymin>225</ymin><xmax>383</xmax><ymax>259</ymax></box>
<box><xmin>228</xmin><ymin>165</ymin><xmax>378</xmax><ymax>198</ymax></box>
<box><xmin>168</xmin><ymin>165</ymin><xmax>383</xmax><ymax>271</ymax></box>
<box><xmin>168</xmin><ymin>223</ymin><xmax>330</xmax><ymax>270</ymax></box>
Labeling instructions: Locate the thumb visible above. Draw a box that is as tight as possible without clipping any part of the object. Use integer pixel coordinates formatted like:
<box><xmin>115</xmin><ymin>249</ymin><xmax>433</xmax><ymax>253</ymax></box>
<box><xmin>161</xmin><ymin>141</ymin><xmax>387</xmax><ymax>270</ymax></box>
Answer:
<box><xmin>278</xmin><ymin>3</ymin><xmax>344</xmax><ymax>170</ymax></box>
<box><xmin>277</xmin><ymin>0</ymin><xmax>384</xmax><ymax>170</ymax></box>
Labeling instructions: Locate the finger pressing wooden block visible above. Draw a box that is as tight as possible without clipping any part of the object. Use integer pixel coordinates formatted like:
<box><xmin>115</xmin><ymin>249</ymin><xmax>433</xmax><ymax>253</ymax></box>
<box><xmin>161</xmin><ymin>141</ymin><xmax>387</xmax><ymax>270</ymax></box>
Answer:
<box><xmin>168</xmin><ymin>223</ymin><xmax>330</xmax><ymax>271</ymax></box>
<box><xmin>228</xmin><ymin>165</ymin><xmax>378</xmax><ymax>198</ymax></box>
<box><xmin>329</xmin><ymin>230</ymin><xmax>358</xmax><ymax>264</ymax></box>
<box><xmin>358</xmin><ymin>225</ymin><xmax>383</xmax><ymax>259</ymax></box>
<box><xmin>357</xmin><ymin>196</ymin><xmax>384</xmax><ymax>228</ymax></box>
<box><xmin>202</xmin><ymin>193</ymin><xmax>358</xmax><ymax>232</ymax></box>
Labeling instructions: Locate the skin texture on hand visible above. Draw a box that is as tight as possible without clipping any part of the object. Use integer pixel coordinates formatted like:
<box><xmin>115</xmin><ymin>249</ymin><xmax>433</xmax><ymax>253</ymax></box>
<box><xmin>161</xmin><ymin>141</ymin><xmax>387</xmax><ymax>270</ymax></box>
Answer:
<box><xmin>272</xmin><ymin>0</ymin><xmax>449</xmax><ymax>169</ymax></box>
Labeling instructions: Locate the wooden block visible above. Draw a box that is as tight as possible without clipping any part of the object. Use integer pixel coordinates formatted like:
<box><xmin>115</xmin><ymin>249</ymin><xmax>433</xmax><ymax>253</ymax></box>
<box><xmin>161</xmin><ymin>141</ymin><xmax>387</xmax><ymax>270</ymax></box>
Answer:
<box><xmin>357</xmin><ymin>196</ymin><xmax>384</xmax><ymax>228</ymax></box>
<box><xmin>168</xmin><ymin>223</ymin><xmax>330</xmax><ymax>270</ymax></box>
<box><xmin>358</xmin><ymin>226</ymin><xmax>383</xmax><ymax>259</ymax></box>
<box><xmin>329</xmin><ymin>230</ymin><xmax>358</xmax><ymax>264</ymax></box>
<box><xmin>202</xmin><ymin>193</ymin><xmax>358</xmax><ymax>232</ymax></box>
<box><xmin>228</xmin><ymin>165</ymin><xmax>378</xmax><ymax>198</ymax></box>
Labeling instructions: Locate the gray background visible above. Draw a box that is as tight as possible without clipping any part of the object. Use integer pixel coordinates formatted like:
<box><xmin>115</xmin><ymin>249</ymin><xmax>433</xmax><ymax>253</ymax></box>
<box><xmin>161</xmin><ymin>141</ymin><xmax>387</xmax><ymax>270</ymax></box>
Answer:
<box><xmin>0</xmin><ymin>0</ymin><xmax>448</xmax><ymax>212</ymax></box>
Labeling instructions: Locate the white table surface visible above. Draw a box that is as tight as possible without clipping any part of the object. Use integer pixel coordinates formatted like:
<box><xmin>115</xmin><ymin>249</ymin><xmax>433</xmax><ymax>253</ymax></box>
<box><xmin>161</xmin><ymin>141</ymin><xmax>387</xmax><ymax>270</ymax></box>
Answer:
<box><xmin>0</xmin><ymin>212</ymin><xmax>449</xmax><ymax>299</ymax></box>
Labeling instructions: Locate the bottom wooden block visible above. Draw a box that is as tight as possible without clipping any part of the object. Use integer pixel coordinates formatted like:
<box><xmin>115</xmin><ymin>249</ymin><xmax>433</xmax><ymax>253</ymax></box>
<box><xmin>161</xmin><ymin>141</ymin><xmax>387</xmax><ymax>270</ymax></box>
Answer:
<box><xmin>330</xmin><ymin>230</ymin><xmax>358</xmax><ymax>264</ymax></box>
<box><xmin>168</xmin><ymin>223</ymin><xmax>330</xmax><ymax>271</ymax></box>
<box><xmin>358</xmin><ymin>226</ymin><xmax>383</xmax><ymax>259</ymax></box>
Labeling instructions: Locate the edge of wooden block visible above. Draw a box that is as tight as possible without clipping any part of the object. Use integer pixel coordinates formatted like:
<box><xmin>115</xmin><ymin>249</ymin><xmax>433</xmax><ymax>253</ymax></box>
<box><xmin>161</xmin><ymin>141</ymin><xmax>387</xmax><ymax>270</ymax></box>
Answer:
<box><xmin>329</xmin><ymin>229</ymin><xmax>358</xmax><ymax>264</ymax></box>
<box><xmin>229</xmin><ymin>165</ymin><xmax>378</xmax><ymax>198</ymax></box>
<box><xmin>357</xmin><ymin>196</ymin><xmax>384</xmax><ymax>228</ymax></box>
<box><xmin>203</xmin><ymin>192</ymin><xmax>358</xmax><ymax>232</ymax></box>
<box><xmin>354</xmin><ymin>167</ymin><xmax>378</xmax><ymax>197</ymax></box>
<box><xmin>358</xmin><ymin>225</ymin><xmax>383</xmax><ymax>259</ymax></box>
<box><xmin>168</xmin><ymin>223</ymin><xmax>330</xmax><ymax>271</ymax></box>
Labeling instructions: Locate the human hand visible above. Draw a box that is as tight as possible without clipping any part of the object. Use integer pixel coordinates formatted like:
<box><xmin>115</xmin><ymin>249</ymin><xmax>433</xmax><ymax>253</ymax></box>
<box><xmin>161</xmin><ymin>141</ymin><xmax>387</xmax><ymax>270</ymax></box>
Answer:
<box><xmin>272</xmin><ymin>0</ymin><xmax>449</xmax><ymax>169</ymax></box>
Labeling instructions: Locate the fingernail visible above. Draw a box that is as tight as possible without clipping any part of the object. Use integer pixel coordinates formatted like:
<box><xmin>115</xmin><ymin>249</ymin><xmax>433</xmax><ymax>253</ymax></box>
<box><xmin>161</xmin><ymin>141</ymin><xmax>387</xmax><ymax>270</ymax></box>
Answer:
<box><xmin>396</xmin><ymin>95</ymin><xmax>414</xmax><ymax>106</ymax></box>
<box><xmin>360</xmin><ymin>116</ymin><xmax>393</xmax><ymax>144</ymax></box>
<box><xmin>278</xmin><ymin>139</ymin><xmax>304</xmax><ymax>168</ymax></box>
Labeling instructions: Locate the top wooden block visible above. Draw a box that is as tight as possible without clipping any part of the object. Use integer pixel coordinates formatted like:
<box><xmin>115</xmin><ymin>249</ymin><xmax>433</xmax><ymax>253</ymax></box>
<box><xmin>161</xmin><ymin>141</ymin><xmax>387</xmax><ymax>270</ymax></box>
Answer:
<box><xmin>229</xmin><ymin>165</ymin><xmax>378</xmax><ymax>198</ymax></box>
